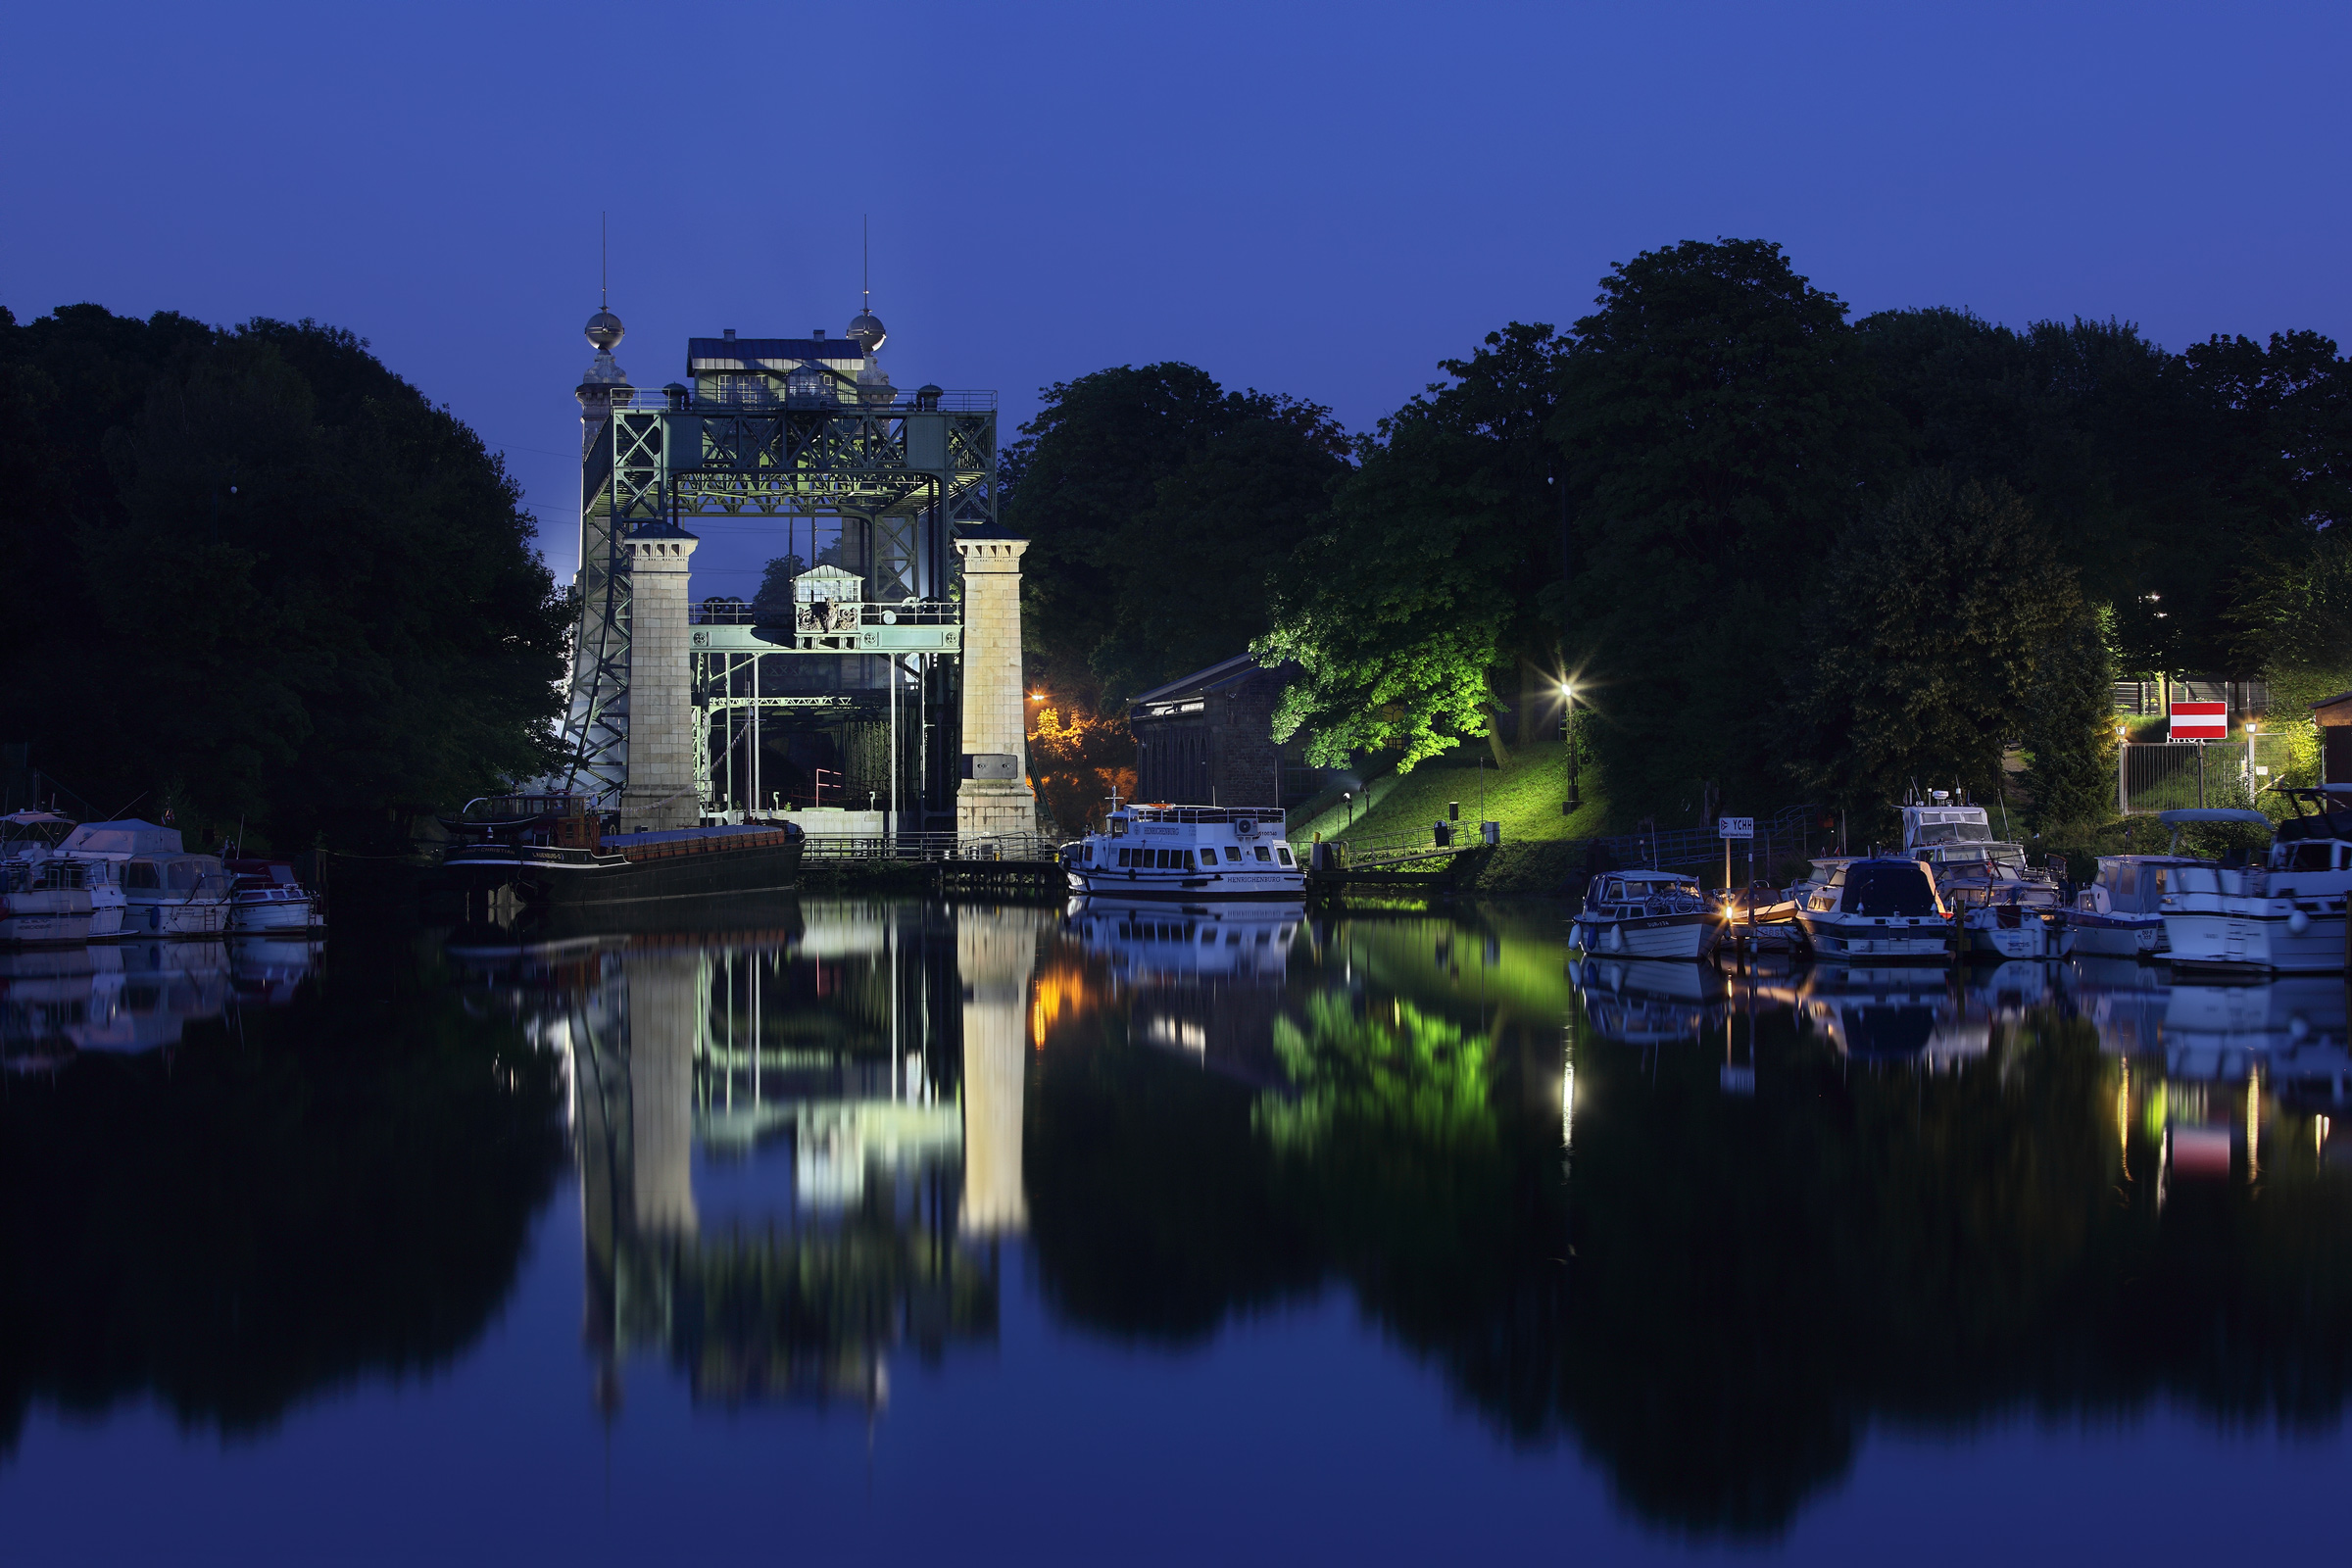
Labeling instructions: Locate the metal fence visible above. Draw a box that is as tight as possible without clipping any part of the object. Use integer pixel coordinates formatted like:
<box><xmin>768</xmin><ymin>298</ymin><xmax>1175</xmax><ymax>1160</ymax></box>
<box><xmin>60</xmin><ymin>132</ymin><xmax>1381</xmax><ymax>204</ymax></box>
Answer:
<box><xmin>800</xmin><ymin>830</ymin><xmax>1054</xmax><ymax>862</ymax></box>
<box><xmin>2118</xmin><ymin>742</ymin><xmax>2260</xmax><ymax>814</ymax></box>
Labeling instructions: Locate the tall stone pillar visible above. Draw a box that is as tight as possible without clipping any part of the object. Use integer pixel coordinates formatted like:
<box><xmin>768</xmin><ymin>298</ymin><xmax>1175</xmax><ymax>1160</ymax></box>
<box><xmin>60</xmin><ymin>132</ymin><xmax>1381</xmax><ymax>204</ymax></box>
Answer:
<box><xmin>957</xmin><ymin>906</ymin><xmax>1049</xmax><ymax>1236</ymax></box>
<box><xmin>619</xmin><ymin>522</ymin><xmax>700</xmax><ymax>832</ymax></box>
<box><xmin>954</xmin><ymin>529</ymin><xmax>1037</xmax><ymax>841</ymax></box>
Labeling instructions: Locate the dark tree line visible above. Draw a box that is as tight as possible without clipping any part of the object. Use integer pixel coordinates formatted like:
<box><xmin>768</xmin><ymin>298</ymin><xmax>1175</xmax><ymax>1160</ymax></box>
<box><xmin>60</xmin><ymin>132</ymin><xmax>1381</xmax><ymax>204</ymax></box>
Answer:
<box><xmin>1007</xmin><ymin>241</ymin><xmax>2352</xmax><ymax>830</ymax></box>
<box><xmin>0</xmin><ymin>305</ymin><xmax>569</xmax><ymax>852</ymax></box>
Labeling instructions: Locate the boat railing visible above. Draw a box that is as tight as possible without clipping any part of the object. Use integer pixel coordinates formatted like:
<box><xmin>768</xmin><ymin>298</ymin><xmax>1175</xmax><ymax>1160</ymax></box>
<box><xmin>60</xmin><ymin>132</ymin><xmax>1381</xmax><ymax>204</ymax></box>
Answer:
<box><xmin>689</xmin><ymin>598</ymin><xmax>960</xmax><ymax>627</ymax></box>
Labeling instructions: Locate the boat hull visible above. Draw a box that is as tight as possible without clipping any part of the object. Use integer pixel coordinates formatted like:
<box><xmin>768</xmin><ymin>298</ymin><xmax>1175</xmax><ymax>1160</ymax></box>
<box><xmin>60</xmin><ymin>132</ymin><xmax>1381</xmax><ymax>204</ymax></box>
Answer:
<box><xmin>444</xmin><ymin>831</ymin><xmax>804</xmax><ymax>906</ymax></box>
<box><xmin>1568</xmin><ymin>911</ymin><xmax>1717</xmax><ymax>959</ymax></box>
<box><xmin>124</xmin><ymin>897</ymin><xmax>230</xmax><ymax>937</ymax></box>
<box><xmin>1794</xmin><ymin>911</ymin><xmax>1952</xmax><ymax>960</ymax></box>
<box><xmin>2163</xmin><ymin>906</ymin><xmax>2346</xmax><ymax>974</ymax></box>
<box><xmin>2065</xmin><ymin>910</ymin><xmax>2162</xmax><ymax>958</ymax></box>
<box><xmin>1066</xmin><ymin>868</ymin><xmax>1304</xmax><ymax>903</ymax></box>
<box><xmin>229</xmin><ymin>895</ymin><xmax>319</xmax><ymax>932</ymax></box>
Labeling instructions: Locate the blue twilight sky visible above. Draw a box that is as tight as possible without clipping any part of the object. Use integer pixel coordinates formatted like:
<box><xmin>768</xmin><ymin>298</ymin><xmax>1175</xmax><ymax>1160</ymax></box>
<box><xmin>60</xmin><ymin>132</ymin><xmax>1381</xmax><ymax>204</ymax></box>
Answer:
<box><xmin>5</xmin><ymin>0</ymin><xmax>2346</xmax><ymax>592</ymax></box>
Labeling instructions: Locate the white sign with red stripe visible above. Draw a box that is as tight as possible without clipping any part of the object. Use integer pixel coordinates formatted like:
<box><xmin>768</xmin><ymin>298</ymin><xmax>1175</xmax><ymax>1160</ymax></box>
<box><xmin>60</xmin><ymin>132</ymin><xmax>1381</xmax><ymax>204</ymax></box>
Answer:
<box><xmin>2169</xmin><ymin>701</ymin><xmax>2228</xmax><ymax>741</ymax></box>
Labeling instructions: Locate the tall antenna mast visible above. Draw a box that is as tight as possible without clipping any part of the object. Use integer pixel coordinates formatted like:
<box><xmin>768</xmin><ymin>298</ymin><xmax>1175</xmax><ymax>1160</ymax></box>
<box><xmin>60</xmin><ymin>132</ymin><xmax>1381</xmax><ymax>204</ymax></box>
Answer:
<box><xmin>862</xmin><ymin>214</ymin><xmax>869</xmax><ymax>314</ymax></box>
<box><xmin>601</xmin><ymin>211</ymin><xmax>608</xmax><ymax>310</ymax></box>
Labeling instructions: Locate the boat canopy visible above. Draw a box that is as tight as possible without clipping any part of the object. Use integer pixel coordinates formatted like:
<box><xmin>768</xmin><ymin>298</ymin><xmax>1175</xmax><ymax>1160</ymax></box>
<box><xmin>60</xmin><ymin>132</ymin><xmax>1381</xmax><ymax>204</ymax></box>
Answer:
<box><xmin>60</xmin><ymin>818</ymin><xmax>183</xmax><ymax>856</ymax></box>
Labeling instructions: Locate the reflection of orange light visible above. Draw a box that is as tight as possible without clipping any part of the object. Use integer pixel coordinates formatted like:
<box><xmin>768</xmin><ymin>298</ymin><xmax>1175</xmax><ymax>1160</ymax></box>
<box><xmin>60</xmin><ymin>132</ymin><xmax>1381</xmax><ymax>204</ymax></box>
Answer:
<box><xmin>1030</xmin><ymin>959</ymin><xmax>1092</xmax><ymax>1048</ymax></box>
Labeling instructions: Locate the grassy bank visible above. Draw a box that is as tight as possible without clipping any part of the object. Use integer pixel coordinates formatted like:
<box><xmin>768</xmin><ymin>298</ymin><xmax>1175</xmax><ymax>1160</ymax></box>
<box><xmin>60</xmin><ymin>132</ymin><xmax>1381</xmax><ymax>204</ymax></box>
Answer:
<box><xmin>1291</xmin><ymin>741</ymin><xmax>1609</xmax><ymax>848</ymax></box>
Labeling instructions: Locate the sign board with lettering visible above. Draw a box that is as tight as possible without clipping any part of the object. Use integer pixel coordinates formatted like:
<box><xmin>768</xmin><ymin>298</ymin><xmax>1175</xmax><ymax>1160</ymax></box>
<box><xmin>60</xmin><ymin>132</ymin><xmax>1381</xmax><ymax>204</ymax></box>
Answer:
<box><xmin>2170</xmin><ymin>701</ymin><xmax>2228</xmax><ymax>741</ymax></box>
<box><xmin>1718</xmin><ymin>816</ymin><xmax>1754</xmax><ymax>840</ymax></box>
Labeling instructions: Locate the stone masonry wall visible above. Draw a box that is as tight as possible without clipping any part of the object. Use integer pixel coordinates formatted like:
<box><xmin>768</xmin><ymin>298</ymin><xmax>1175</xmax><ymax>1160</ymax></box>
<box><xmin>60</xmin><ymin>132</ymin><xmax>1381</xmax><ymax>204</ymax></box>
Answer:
<box><xmin>619</xmin><ymin>531</ymin><xmax>701</xmax><ymax>831</ymax></box>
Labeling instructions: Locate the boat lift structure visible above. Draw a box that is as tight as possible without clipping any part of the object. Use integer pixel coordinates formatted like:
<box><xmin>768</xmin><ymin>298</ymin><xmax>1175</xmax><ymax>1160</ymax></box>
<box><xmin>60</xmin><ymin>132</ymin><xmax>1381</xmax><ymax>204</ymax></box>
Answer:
<box><xmin>555</xmin><ymin>306</ymin><xmax>999</xmax><ymax>833</ymax></box>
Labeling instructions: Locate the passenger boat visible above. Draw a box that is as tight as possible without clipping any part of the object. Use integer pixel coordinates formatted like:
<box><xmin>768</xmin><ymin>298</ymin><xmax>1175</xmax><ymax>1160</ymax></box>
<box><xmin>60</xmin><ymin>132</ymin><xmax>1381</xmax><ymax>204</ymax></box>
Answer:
<box><xmin>1943</xmin><ymin>875</ymin><xmax>2073</xmax><ymax>960</ymax></box>
<box><xmin>2065</xmin><ymin>855</ymin><xmax>2208</xmax><ymax>957</ymax></box>
<box><xmin>2160</xmin><ymin>798</ymin><xmax>2344</xmax><ymax>973</ymax></box>
<box><xmin>58</xmin><ymin>819</ymin><xmax>230</xmax><ymax>937</ymax></box>
<box><xmin>1060</xmin><ymin>802</ymin><xmax>1304</xmax><ymax>903</ymax></box>
<box><xmin>1568</xmin><ymin>869</ymin><xmax>1719</xmax><ymax>958</ymax></box>
<box><xmin>224</xmin><ymin>858</ymin><xmax>324</xmax><ymax>932</ymax></box>
<box><xmin>1791</xmin><ymin>857</ymin><xmax>1952</xmax><ymax>959</ymax></box>
<box><xmin>439</xmin><ymin>794</ymin><xmax>804</xmax><ymax>906</ymax></box>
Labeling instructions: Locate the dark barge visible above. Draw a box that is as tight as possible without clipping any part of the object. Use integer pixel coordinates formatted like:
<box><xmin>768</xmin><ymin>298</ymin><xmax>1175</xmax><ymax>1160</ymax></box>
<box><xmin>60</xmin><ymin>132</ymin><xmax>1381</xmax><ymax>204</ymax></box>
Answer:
<box><xmin>438</xmin><ymin>796</ymin><xmax>803</xmax><ymax>906</ymax></box>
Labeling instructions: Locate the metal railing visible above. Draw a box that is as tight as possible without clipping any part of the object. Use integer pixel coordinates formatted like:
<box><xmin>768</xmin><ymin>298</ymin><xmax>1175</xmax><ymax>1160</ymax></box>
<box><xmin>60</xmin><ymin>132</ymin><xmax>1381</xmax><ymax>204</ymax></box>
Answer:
<box><xmin>609</xmin><ymin>387</ymin><xmax>998</xmax><ymax>414</ymax></box>
<box><xmin>690</xmin><ymin>599</ymin><xmax>960</xmax><ymax>627</ymax></box>
<box><xmin>800</xmin><ymin>830</ymin><xmax>1053</xmax><ymax>863</ymax></box>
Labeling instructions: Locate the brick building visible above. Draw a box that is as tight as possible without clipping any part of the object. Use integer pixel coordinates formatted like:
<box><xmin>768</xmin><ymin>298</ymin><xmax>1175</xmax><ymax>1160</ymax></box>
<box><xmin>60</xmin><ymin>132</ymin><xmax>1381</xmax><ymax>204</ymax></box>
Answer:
<box><xmin>1128</xmin><ymin>654</ymin><xmax>1291</xmax><ymax>808</ymax></box>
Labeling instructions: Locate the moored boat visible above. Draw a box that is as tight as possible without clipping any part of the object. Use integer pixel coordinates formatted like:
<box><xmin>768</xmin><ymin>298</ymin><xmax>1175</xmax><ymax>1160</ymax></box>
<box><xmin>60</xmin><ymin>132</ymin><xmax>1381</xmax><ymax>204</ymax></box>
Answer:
<box><xmin>1791</xmin><ymin>857</ymin><xmax>1953</xmax><ymax>960</ymax></box>
<box><xmin>1945</xmin><ymin>875</ymin><xmax>2073</xmax><ymax>960</ymax></box>
<box><xmin>439</xmin><ymin>794</ymin><xmax>805</xmax><ymax>906</ymax></box>
<box><xmin>224</xmin><ymin>858</ymin><xmax>324</xmax><ymax>932</ymax></box>
<box><xmin>2065</xmin><ymin>854</ymin><xmax>2209</xmax><ymax>958</ymax></box>
<box><xmin>2160</xmin><ymin>799</ymin><xmax>2342</xmax><ymax>973</ymax></box>
<box><xmin>59</xmin><ymin>819</ymin><xmax>230</xmax><ymax>937</ymax></box>
<box><xmin>1568</xmin><ymin>869</ymin><xmax>1719</xmax><ymax>959</ymax></box>
<box><xmin>1061</xmin><ymin>803</ymin><xmax>1304</xmax><ymax>903</ymax></box>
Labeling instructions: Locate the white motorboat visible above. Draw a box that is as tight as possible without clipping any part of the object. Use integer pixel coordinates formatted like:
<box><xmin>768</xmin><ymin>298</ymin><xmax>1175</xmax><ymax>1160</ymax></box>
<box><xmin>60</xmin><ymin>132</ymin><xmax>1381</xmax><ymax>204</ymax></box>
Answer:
<box><xmin>0</xmin><ymin>854</ymin><xmax>93</xmax><ymax>946</ymax></box>
<box><xmin>1944</xmin><ymin>875</ymin><xmax>2074</xmax><ymax>960</ymax></box>
<box><xmin>1894</xmin><ymin>791</ymin><xmax>2034</xmax><ymax>879</ymax></box>
<box><xmin>2065</xmin><ymin>855</ymin><xmax>2209</xmax><ymax>958</ymax></box>
<box><xmin>1792</xmin><ymin>857</ymin><xmax>1953</xmax><ymax>960</ymax></box>
<box><xmin>225</xmin><ymin>858</ymin><xmax>323</xmax><ymax>932</ymax></box>
<box><xmin>4</xmin><ymin>808</ymin><xmax>126</xmax><ymax>940</ymax></box>
<box><xmin>2159</xmin><ymin>799</ymin><xmax>2343</xmax><ymax>974</ymax></box>
<box><xmin>61</xmin><ymin>819</ymin><xmax>232</xmax><ymax>937</ymax></box>
<box><xmin>1061</xmin><ymin>802</ymin><xmax>1305</xmax><ymax>903</ymax></box>
<box><xmin>1568</xmin><ymin>869</ymin><xmax>1719</xmax><ymax>959</ymax></box>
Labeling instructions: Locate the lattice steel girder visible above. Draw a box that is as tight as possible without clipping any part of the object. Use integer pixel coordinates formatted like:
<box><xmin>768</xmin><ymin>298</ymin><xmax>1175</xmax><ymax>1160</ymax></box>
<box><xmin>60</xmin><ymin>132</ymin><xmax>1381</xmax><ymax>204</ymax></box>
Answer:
<box><xmin>609</xmin><ymin>404</ymin><xmax>996</xmax><ymax>524</ymax></box>
<box><xmin>690</xmin><ymin>623</ymin><xmax>960</xmax><ymax>655</ymax></box>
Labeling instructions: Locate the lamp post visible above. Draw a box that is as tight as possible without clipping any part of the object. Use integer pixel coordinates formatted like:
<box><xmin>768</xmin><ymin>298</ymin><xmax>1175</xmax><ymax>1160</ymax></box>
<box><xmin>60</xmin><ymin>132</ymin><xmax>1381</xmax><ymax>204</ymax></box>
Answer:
<box><xmin>2116</xmin><ymin>722</ymin><xmax>2131</xmax><ymax>816</ymax></box>
<box><xmin>1560</xmin><ymin>681</ymin><xmax>1581</xmax><ymax>813</ymax></box>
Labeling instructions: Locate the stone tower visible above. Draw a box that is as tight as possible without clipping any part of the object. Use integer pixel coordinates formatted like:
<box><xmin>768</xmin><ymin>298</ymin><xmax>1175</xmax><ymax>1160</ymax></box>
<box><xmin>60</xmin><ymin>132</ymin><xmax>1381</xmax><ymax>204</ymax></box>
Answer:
<box><xmin>618</xmin><ymin>522</ymin><xmax>701</xmax><ymax>832</ymax></box>
<box><xmin>954</xmin><ymin>527</ymin><xmax>1036</xmax><ymax>841</ymax></box>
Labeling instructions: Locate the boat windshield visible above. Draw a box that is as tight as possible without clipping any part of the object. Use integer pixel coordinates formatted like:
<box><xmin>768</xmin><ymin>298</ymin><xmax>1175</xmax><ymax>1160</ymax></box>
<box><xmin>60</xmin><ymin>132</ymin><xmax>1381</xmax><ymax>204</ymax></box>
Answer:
<box><xmin>1844</xmin><ymin>864</ymin><xmax>1940</xmax><ymax>916</ymax></box>
<box><xmin>1913</xmin><ymin>821</ymin><xmax>1993</xmax><ymax>845</ymax></box>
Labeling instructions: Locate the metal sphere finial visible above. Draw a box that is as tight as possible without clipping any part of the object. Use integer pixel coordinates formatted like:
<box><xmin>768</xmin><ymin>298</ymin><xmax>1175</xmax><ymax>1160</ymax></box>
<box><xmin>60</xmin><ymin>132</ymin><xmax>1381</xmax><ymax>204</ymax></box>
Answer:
<box><xmin>586</xmin><ymin>309</ymin><xmax>625</xmax><ymax>352</ymax></box>
<box><xmin>848</xmin><ymin>310</ymin><xmax>886</xmax><ymax>354</ymax></box>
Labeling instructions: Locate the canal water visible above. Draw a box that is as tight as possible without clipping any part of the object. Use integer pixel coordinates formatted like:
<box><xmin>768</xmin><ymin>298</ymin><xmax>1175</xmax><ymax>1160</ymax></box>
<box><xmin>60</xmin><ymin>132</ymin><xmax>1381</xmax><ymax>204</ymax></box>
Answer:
<box><xmin>3</xmin><ymin>900</ymin><xmax>2348</xmax><ymax>1564</ymax></box>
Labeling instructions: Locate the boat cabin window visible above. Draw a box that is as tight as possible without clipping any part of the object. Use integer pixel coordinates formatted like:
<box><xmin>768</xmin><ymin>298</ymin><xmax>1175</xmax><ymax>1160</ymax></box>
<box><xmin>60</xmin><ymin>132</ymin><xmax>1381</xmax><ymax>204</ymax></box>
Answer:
<box><xmin>1276</xmin><ymin>847</ymin><xmax>1295</xmax><ymax>866</ymax></box>
<box><xmin>1253</xmin><ymin>845</ymin><xmax>1273</xmax><ymax>862</ymax></box>
<box><xmin>1842</xmin><ymin>864</ymin><xmax>1939</xmax><ymax>916</ymax></box>
<box><xmin>1223</xmin><ymin>846</ymin><xmax>1242</xmax><ymax>861</ymax></box>
<box><xmin>1193</xmin><ymin>850</ymin><xmax>1214</xmax><ymax>868</ymax></box>
<box><xmin>1109</xmin><ymin>818</ymin><xmax>1128</xmax><ymax>838</ymax></box>
<box><xmin>1913</xmin><ymin>821</ymin><xmax>1992</xmax><ymax>846</ymax></box>
<box><xmin>2282</xmin><ymin>842</ymin><xmax>2333</xmax><ymax>872</ymax></box>
<box><xmin>124</xmin><ymin>861</ymin><xmax>161</xmax><ymax>889</ymax></box>
<box><xmin>2114</xmin><ymin>863</ymin><xmax>2139</xmax><ymax>898</ymax></box>
<box><xmin>1116</xmin><ymin>848</ymin><xmax>1132</xmax><ymax>867</ymax></box>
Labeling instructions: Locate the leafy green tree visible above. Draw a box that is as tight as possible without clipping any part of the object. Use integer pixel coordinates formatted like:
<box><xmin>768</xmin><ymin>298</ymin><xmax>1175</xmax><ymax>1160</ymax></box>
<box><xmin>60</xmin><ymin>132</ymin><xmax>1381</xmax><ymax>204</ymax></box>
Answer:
<box><xmin>2022</xmin><ymin>603</ymin><xmax>2119</xmax><ymax>830</ymax></box>
<box><xmin>1549</xmin><ymin>240</ymin><xmax>1898</xmax><ymax>815</ymax></box>
<box><xmin>748</xmin><ymin>552</ymin><xmax>806</xmax><ymax>625</ymax></box>
<box><xmin>1001</xmin><ymin>363</ymin><xmax>1348</xmax><ymax>703</ymax></box>
<box><xmin>1794</xmin><ymin>470</ymin><xmax>2086</xmax><ymax>818</ymax></box>
<box><xmin>1259</xmin><ymin>323</ymin><xmax>1569</xmax><ymax>770</ymax></box>
<box><xmin>0</xmin><ymin>307</ymin><xmax>568</xmax><ymax>849</ymax></box>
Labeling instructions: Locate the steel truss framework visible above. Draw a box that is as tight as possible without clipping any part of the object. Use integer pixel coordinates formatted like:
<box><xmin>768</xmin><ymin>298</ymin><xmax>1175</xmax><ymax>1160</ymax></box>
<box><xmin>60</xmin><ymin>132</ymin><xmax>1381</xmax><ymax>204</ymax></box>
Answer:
<box><xmin>557</xmin><ymin>392</ymin><xmax>996</xmax><ymax>805</ymax></box>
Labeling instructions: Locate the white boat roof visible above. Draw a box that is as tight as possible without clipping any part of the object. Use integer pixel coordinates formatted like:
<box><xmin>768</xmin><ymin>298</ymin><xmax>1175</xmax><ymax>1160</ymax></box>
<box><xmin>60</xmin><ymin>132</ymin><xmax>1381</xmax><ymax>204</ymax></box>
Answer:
<box><xmin>60</xmin><ymin>818</ymin><xmax>183</xmax><ymax>855</ymax></box>
<box><xmin>1610</xmin><ymin>869</ymin><xmax>1700</xmax><ymax>883</ymax></box>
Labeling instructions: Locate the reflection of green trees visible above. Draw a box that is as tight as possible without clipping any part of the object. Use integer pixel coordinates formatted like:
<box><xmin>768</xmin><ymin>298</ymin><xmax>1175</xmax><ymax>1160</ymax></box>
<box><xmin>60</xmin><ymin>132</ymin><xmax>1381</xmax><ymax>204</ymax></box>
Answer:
<box><xmin>0</xmin><ymin>936</ymin><xmax>566</xmax><ymax>1454</ymax></box>
<box><xmin>1028</xmin><ymin>969</ymin><xmax>2352</xmax><ymax>1542</ymax></box>
<box><xmin>1255</xmin><ymin>996</ymin><xmax>1492</xmax><ymax>1151</ymax></box>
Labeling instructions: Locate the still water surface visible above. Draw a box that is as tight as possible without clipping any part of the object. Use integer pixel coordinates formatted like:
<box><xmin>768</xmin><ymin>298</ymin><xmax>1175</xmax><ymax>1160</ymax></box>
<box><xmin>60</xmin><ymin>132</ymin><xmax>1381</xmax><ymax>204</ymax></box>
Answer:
<box><xmin>3</xmin><ymin>900</ymin><xmax>2349</xmax><ymax>1563</ymax></box>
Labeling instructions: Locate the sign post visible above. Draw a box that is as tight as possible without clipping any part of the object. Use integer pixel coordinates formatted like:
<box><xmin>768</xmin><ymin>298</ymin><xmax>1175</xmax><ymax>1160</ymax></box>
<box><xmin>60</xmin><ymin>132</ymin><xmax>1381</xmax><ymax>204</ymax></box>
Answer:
<box><xmin>1719</xmin><ymin>815</ymin><xmax>1753</xmax><ymax>892</ymax></box>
